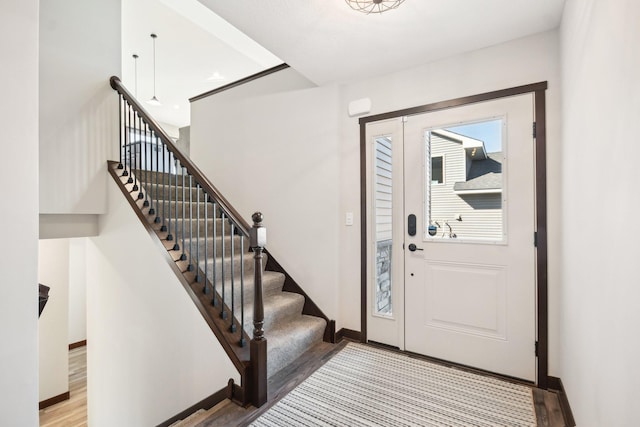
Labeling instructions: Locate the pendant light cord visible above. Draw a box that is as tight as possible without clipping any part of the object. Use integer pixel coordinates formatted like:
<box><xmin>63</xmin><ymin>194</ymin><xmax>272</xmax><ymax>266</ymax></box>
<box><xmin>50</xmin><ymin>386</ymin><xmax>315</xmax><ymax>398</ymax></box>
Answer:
<box><xmin>133</xmin><ymin>54</ymin><xmax>138</xmax><ymax>98</ymax></box>
<box><xmin>151</xmin><ymin>33</ymin><xmax>157</xmax><ymax>99</ymax></box>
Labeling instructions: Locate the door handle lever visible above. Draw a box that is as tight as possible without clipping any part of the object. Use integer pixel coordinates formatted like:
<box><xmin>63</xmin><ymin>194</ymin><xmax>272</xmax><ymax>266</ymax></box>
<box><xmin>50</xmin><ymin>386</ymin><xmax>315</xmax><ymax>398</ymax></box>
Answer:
<box><xmin>408</xmin><ymin>243</ymin><xmax>423</xmax><ymax>252</ymax></box>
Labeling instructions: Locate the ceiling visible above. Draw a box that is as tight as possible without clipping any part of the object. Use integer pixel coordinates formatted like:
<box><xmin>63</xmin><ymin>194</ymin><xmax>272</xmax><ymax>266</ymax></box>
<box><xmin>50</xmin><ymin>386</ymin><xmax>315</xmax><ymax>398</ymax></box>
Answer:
<box><xmin>197</xmin><ymin>0</ymin><xmax>566</xmax><ymax>86</ymax></box>
<box><xmin>123</xmin><ymin>0</ymin><xmax>566</xmax><ymax>128</ymax></box>
<box><xmin>121</xmin><ymin>0</ymin><xmax>281</xmax><ymax>128</ymax></box>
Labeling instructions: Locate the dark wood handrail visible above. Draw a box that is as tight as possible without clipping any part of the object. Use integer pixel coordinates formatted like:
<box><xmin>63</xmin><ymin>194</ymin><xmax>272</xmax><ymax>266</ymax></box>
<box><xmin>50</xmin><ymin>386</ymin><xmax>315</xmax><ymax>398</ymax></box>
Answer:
<box><xmin>109</xmin><ymin>75</ymin><xmax>252</xmax><ymax>236</ymax></box>
<box><xmin>189</xmin><ymin>63</ymin><xmax>289</xmax><ymax>103</ymax></box>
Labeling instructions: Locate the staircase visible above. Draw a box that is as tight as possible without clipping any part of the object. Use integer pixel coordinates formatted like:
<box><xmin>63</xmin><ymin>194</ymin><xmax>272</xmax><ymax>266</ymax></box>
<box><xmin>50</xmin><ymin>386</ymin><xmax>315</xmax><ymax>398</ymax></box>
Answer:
<box><xmin>108</xmin><ymin>76</ymin><xmax>333</xmax><ymax>410</ymax></box>
<box><xmin>137</xmin><ymin>169</ymin><xmax>326</xmax><ymax>377</ymax></box>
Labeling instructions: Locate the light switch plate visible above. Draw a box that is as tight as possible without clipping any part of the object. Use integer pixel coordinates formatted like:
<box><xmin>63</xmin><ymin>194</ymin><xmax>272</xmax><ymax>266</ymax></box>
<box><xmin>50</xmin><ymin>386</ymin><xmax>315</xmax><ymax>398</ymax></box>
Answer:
<box><xmin>346</xmin><ymin>212</ymin><xmax>354</xmax><ymax>226</ymax></box>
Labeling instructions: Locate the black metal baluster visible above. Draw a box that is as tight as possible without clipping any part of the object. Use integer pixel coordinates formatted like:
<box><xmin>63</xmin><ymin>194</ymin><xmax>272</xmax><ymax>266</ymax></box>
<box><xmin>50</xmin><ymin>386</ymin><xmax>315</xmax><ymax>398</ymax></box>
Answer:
<box><xmin>136</xmin><ymin>113</ymin><xmax>143</xmax><ymax>199</ymax></box>
<box><xmin>230</xmin><ymin>222</ymin><xmax>236</xmax><ymax>333</ymax></box>
<box><xmin>195</xmin><ymin>183</ymin><xmax>201</xmax><ymax>282</ymax></box>
<box><xmin>160</xmin><ymin>143</ymin><xmax>167</xmax><ymax>232</ymax></box>
<box><xmin>172</xmin><ymin>157</ymin><xmax>179</xmax><ymax>250</ymax></box>
<box><xmin>126</xmin><ymin>104</ymin><xmax>133</xmax><ymax>183</ymax></box>
<box><xmin>121</xmin><ymin>100</ymin><xmax>129</xmax><ymax>178</ymax></box>
<box><xmin>166</xmin><ymin>150</ymin><xmax>174</xmax><ymax>241</ymax></box>
<box><xmin>142</xmin><ymin>122</ymin><xmax>149</xmax><ymax>206</ymax></box>
<box><xmin>204</xmin><ymin>193</ymin><xmax>209</xmax><ymax>293</ymax></box>
<box><xmin>118</xmin><ymin>95</ymin><xmax>124</xmax><ymax>170</ymax></box>
<box><xmin>180</xmin><ymin>167</ymin><xmax>187</xmax><ymax>260</ymax></box>
<box><xmin>221</xmin><ymin>212</ymin><xmax>227</xmax><ymax>320</ymax></box>
<box><xmin>211</xmin><ymin>201</ymin><xmax>218</xmax><ymax>307</ymax></box>
<box><xmin>240</xmin><ymin>235</ymin><xmax>245</xmax><ymax>346</ymax></box>
<box><xmin>187</xmin><ymin>174</ymin><xmax>194</xmax><ymax>271</ymax></box>
<box><xmin>132</xmin><ymin>112</ymin><xmax>139</xmax><ymax>193</ymax></box>
<box><xmin>148</xmin><ymin>125</ymin><xmax>155</xmax><ymax>216</ymax></box>
<box><xmin>154</xmin><ymin>135</ymin><xmax>161</xmax><ymax>223</ymax></box>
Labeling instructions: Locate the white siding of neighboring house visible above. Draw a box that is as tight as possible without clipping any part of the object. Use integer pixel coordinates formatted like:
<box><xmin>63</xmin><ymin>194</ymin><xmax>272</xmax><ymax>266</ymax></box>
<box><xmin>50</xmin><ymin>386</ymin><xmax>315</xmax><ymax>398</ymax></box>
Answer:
<box><xmin>375</xmin><ymin>137</ymin><xmax>393</xmax><ymax>242</ymax></box>
<box><xmin>429</xmin><ymin>133</ymin><xmax>503</xmax><ymax>240</ymax></box>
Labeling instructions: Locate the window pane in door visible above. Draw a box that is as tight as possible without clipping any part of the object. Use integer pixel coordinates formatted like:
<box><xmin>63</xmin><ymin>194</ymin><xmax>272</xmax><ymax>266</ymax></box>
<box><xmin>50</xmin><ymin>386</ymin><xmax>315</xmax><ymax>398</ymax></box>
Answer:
<box><xmin>425</xmin><ymin>119</ymin><xmax>505</xmax><ymax>241</ymax></box>
<box><xmin>374</xmin><ymin>136</ymin><xmax>393</xmax><ymax>316</ymax></box>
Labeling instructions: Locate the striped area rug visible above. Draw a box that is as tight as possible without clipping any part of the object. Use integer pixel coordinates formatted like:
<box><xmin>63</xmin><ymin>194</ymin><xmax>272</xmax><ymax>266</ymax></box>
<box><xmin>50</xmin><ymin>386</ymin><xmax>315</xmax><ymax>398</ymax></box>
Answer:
<box><xmin>251</xmin><ymin>343</ymin><xmax>537</xmax><ymax>427</ymax></box>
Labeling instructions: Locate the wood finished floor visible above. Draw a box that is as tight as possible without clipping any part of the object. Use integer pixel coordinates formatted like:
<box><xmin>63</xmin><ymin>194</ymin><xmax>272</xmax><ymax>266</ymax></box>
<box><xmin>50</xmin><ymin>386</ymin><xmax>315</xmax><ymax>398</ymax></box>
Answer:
<box><xmin>38</xmin><ymin>342</ymin><xmax>567</xmax><ymax>427</ymax></box>
<box><xmin>39</xmin><ymin>346</ymin><xmax>87</xmax><ymax>427</ymax></box>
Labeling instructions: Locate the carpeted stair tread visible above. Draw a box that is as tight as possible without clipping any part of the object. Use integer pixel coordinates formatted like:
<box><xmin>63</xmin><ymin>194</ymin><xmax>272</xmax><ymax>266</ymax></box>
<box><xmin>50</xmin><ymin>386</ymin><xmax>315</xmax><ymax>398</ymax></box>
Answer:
<box><xmin>186</xmin><ymin>235</ymin><xmax>247</xmax><ymax>258</ymax></box>
<box><xmin>155</xmin><ymin>200</ymin><xmax>222</xmax><ymax>219</ymax></box>
<box><xmin>242</xmin><ymin>291</ymin><xmax>306</xmax><ymax>334</ymax></box>
<box><xmin>144</xmin><ymin>183</ymin><xmax>205</xmax><ymax>202</ymax></box>
<box><xmin>197</xmin><ymin>252</ymin><xmax>264</xmax><ymax>281</ymax></box>
<box><xmin>266</xmin><ymin>315</ymin><xmax>326</xmax><ymax>377</ymax></box>
<box><xmin>174</xmin><ymin>218</ymin><xmax>236</xmax><ymax>237</ymax></box>
<box><xmin>133</xmin><ymin>170</ymin><xmax>198</xmax><ymax>187</ymax></box>
<box><xmin>202</xmin><ymin>270</ymin><xmax>285</xmax><ymax>307</ymax></box>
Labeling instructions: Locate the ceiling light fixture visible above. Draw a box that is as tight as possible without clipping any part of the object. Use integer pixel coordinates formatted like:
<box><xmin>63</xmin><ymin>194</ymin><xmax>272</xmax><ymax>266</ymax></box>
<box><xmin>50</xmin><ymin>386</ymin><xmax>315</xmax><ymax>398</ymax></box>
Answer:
<box><xmin>345</xmin><ymin>0</ymin><xmax>405</xmax><ymax>14</ymax></box>
<box><xmin>147</xmin><ymin>33</ymin><xmax>161</xmax><ymax>106</ymax></box>
<box><xmin>206</xmin><ymin>71</ymin><xmax>225</xmax><ymax>82</ymax></box>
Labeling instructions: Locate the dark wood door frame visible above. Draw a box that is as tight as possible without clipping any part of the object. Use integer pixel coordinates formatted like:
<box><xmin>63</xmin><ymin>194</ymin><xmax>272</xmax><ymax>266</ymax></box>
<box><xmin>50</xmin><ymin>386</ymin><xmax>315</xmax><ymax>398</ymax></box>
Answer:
<box><xmin>358</xmin><ymin>82</ymin><xmax>550</xmax><ymax>388</ymax></box>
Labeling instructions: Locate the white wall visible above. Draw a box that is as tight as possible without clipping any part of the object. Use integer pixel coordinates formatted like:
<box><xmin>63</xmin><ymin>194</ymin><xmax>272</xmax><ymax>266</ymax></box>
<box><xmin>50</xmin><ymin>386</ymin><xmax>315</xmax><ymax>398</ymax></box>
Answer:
<box><xmin>39</xmin><ymin>0</ymin><xmax>120</xmax><ymax>214</ymax></box>
<box><xmin>192</xmin><ymin>30</ymin><xmax>562</xmax><ymax>374</ymax></box>
<box><xmin>68</xmin><ymin>238</ymin><xmax>87</xmax><ymax>344</ymax></box>
<box><xmin>559</xmin><ymin>1</ymin><xmax>640</xmax><ymax>425</ymax></box>
<box><xmin>40</xmin><ymin>214</ymin><xmax>99</xmax><ymax>239</ymax></box>
<box><xmin>86</xmin><ymin>179</ymin><xmax>238</xmax><ymax>426</ymax></box>
<box><xmin>0</xmin><ymin>0</ymin><xmax>39</xmax><ymax>425</ymax></box>
<box><xmin>191</xmin><ymin>69</ymin><xmax>339</xmax><ymax>320</ymax></box>
<box><xmin>38</xmin><ymin>240</ymin><xmax>71</xmax><ymax>402</ymax></box>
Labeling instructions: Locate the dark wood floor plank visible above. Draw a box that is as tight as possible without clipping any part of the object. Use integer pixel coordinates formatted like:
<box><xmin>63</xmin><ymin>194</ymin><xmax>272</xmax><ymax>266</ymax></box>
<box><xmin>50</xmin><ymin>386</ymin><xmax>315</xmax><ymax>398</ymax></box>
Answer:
<box><xmin>533</xmin><ymin>388</ymin><xmax>551</xmax><ymax>427</ymax></box>
<box><xmin>544</xmin><ymin>390</ymin><xmax>567</xmax><ymax>427</ymax></box>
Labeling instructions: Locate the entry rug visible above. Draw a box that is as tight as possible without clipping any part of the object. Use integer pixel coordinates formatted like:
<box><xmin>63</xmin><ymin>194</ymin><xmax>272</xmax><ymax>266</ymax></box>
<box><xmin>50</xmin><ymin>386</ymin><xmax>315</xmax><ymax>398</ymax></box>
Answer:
<box><xmin>251</xmin><ymin>343</ymin><xmax>537</xmax><ymax>427</ymax></box>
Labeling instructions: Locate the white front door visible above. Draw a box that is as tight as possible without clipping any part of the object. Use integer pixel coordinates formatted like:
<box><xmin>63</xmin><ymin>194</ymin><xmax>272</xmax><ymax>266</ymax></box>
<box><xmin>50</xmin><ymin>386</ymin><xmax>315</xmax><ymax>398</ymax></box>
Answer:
<box><xmin>403</xmin><ymin>94</ymin><xmax>536</xmax><ymax>381</ymax></box>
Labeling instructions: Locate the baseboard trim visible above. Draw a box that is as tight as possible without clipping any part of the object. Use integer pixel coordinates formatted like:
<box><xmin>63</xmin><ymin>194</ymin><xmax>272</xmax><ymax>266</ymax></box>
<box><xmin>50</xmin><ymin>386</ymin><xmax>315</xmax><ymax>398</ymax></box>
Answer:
<box><xmin>548</xmin><ymin>376</ymin><xmax>576</xmax><ymax>427</ymax></box>
<box><xmin>39</xmin><ymin>391</ymin><xmax>70</xmax><ymax>410</ymax></box>
<box><xmin>69</xmin><ymin>340</ymin><xmax>87</xmax><ymax>350</ymax></box>
<box><xmin>156</xmin><ymin>385</ymin><xmax>229</xmax><ymax>427</ymax></box>
<box><xmin>336</xmin><ymin>328</ymin><xmax>361</xmax><ymax>342</ymax></box>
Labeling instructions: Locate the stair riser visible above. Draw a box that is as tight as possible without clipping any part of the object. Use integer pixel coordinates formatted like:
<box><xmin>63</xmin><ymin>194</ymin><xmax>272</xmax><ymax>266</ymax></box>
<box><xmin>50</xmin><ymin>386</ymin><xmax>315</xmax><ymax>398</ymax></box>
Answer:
<box><xmin>194</xmin><ymin>253</ymin><xmax>264</xmax><ymax>282</ymax></box>
<box><xmin>242</xmin><ymin>294</ymin><xmax>306</xmax><ymax>335</ymax></box>
<box><xmin>144</xmin><ymin>185</ymin><xmax>205</xmax><ymax>202</ymax></box>
<box><xmin>173</xmin><ymin>218</ymin><xmax>237</xmax><ymax>238</ymax></box>
<box><xmin>132</xmin><ymin>170</ymin><xmax>198</xmax><ymax>187</ymax></box>
<box><xmin>154</xmin><ymin>202</ymin><xmax>229</xmax><ymax>221</ymax></box>
<box><xmin>266</xmin><ymin>317</ymin><xmax>326</xmax><ymax>378</ymax></box>
<box><xmin>186</xmin><ymin>236</ymin><xmax>248</xmax><ymax>258</ymax></box>
<box><xmin>204</xmin><ymin>271</ymin><xmax>285</xmax><ymax>308</ymax></box>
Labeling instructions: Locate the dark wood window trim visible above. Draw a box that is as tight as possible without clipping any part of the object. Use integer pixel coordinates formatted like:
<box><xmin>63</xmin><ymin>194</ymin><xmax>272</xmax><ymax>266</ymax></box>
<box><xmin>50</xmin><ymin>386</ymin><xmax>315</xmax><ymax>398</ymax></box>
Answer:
<box><xmin>358</xmin><ymin>82</ymin><xmax>550</xmax><ymax>387</ymax></box>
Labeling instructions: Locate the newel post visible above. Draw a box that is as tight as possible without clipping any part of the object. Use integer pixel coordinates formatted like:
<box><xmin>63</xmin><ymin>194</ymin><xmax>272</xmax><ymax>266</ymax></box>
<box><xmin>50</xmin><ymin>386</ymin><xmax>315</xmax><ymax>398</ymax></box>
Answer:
<box><xmin>250</xmin><ymin>212</ymin><xmax>267</xmax><ymax>407</ymax></box>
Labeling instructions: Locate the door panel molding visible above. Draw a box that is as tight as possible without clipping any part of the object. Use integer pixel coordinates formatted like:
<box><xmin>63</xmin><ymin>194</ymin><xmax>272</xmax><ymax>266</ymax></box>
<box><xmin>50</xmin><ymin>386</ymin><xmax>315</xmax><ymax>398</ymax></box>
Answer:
<box><xmin>359</xmin><ymin>82</ymin><xmax>549</xmax><ymax>387</ymax></box>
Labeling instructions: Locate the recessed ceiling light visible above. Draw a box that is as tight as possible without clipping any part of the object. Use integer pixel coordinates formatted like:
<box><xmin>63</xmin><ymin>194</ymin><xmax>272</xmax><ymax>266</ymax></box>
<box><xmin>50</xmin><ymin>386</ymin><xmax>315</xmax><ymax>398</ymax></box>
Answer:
<box><xmin>173</xmin><ymin>104</ymin><xmax>180</xmax><ymax>110</ymax></box>
<box><xmin>206</xmin><ymin>71</ymin><xmax>225</xmax><ymax>82</ymax></box>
